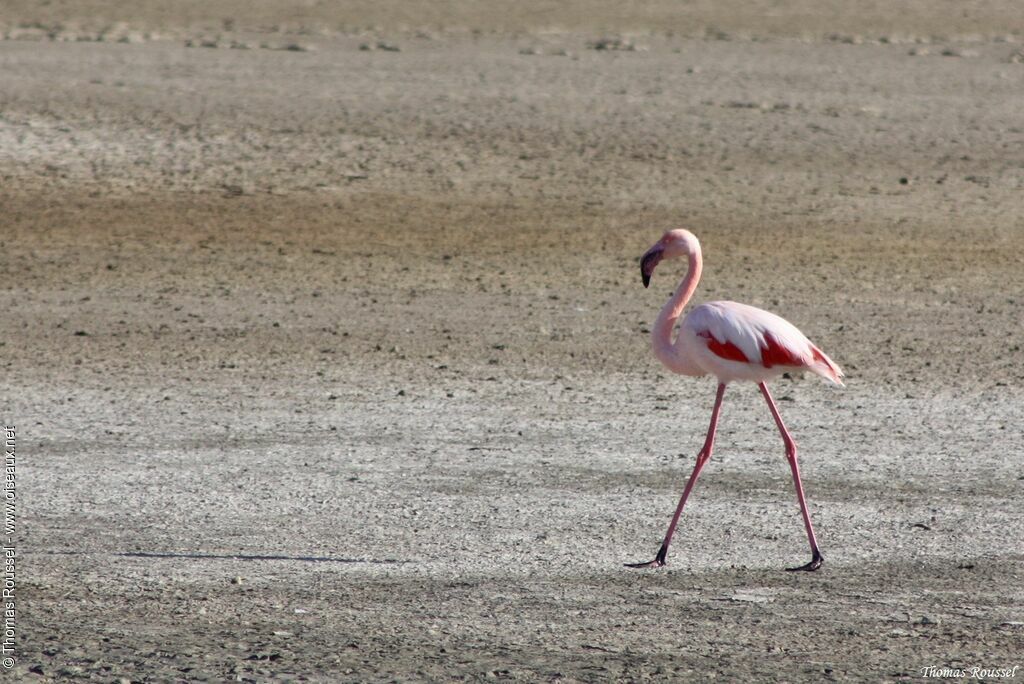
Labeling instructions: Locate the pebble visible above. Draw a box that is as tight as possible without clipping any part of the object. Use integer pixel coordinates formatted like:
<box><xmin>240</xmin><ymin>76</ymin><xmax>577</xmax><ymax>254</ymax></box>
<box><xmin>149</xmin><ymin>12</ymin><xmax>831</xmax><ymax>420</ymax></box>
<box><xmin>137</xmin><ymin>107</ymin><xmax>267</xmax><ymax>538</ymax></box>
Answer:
<box><xmin>361</xmin><ymin>41</ymin><xmax>400</xmax><ymax>52</ymax></box>
<box><xmin>588</xmin><ymin>37</ymin><xmax>643</xmax><ymax>52</ymax></box>
<box><xmin>940</xmin><ymin>47</ymin><xmax>978</xmax><ymax>58</ymax></box>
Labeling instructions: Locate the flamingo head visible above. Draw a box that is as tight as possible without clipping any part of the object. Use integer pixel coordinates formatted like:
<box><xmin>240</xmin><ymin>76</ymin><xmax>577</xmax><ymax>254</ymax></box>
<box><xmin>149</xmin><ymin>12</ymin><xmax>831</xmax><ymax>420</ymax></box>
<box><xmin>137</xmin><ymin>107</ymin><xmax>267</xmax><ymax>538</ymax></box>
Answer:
<box><xmin>640</xmin><ymin>229</ymin><xmax>700</xmax><ymax>288</ymax></box>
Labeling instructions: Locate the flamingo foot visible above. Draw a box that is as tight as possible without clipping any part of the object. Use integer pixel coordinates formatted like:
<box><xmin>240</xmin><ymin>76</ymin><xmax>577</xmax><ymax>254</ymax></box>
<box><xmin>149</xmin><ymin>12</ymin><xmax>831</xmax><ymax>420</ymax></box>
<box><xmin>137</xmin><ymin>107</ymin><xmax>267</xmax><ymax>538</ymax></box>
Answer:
<box><xmin>624</xmin><ymin>543</ymin><xmax>669</xmax><ymax>569</ymax></box>
<box><xmin>786</xmin><ymin>550</ymin><xmax>823</xmax><ymax>572</ymax></box>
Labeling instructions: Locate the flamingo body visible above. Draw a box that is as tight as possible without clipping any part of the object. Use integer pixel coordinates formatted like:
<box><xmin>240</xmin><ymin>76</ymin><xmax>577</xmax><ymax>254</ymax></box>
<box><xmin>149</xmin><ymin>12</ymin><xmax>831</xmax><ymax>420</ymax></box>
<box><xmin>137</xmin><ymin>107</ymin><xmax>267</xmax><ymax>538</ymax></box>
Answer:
<box><xmin>680</xmin><ymin>301</ymin><xmax>844</xmax><ymax>385</ymax></box>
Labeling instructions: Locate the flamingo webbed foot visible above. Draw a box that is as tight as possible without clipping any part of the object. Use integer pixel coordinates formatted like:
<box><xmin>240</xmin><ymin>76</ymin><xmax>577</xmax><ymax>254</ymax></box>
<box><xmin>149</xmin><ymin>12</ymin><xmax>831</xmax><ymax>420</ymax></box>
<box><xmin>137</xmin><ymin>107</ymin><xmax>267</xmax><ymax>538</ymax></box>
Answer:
<box><xmin>785</xmin><ymin>550</ymin><xmax>823</xmax><ymax>572</ymax></box>
<box><xmin>624</xmin><ymin>543</ymin><xmax>668</xmax><ymax>569</ymax></box>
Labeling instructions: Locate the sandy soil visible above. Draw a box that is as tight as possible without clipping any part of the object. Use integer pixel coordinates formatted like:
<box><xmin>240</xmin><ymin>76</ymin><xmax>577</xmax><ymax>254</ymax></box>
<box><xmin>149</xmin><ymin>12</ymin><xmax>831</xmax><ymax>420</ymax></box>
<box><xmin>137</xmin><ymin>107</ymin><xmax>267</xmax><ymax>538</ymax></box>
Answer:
<box><xmin>3</xmin><ymin>2</ymin><xmax>1024</xmax><ymax>681</ymax></box>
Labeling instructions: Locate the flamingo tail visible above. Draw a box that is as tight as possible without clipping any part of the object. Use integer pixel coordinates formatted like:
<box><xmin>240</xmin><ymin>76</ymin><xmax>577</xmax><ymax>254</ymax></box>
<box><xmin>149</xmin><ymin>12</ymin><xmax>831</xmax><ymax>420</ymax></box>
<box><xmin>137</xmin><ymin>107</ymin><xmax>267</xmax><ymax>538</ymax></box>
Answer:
<box><xmin>808</xmin><ymin>345</ymin><xmax>845</xmax><ymax>386</ymax></box>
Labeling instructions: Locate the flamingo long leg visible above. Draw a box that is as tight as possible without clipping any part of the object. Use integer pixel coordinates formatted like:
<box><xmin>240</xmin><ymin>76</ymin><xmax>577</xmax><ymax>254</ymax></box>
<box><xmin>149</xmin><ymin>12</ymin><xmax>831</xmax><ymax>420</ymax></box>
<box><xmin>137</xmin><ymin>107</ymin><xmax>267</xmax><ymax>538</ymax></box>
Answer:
<box><xmin>758</xmin><ymin>382</ymin><xmax>824</xmax><ymax>572</ymax></box>
<box><xmin>626</xmin><ymin>382</ymin><xmax>726</xmax><ymax>568</ymax></box>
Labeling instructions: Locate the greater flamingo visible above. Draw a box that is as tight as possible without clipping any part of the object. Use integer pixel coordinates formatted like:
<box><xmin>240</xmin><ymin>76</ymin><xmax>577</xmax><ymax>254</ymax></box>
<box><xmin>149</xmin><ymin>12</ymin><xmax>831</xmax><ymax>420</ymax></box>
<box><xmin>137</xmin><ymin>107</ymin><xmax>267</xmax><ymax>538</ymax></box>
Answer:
<box><xmin>626</xmin><ymin>229</ymin><xmax>843</xmax><ymax>572</ymax></box>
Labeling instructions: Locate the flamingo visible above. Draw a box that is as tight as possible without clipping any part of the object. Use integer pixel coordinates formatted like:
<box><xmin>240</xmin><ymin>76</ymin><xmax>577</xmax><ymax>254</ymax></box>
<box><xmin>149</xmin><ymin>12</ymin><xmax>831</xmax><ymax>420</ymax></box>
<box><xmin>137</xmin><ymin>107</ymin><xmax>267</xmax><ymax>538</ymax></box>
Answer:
<box><xmin>626</xmin><ymin>229</ymin><xmax>843</xmax><ymax>572</ymax></box>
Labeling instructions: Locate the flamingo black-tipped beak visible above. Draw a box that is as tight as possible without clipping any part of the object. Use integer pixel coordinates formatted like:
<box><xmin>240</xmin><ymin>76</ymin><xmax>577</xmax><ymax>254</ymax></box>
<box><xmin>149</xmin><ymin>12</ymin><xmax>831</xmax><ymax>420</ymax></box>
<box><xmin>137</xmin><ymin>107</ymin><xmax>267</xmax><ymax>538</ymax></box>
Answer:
<box><xmin>640</xmin><ymin>246</ymin><xmax>664</xmax><ymax>289</ymax></box>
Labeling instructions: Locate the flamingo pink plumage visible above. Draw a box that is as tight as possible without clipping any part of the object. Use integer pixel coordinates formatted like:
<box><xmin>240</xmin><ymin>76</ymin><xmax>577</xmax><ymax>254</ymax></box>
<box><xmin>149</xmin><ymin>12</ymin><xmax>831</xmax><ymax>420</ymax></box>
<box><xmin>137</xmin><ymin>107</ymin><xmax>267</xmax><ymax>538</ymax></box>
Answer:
<box><xmin>627</xmin><ymin>229</ymin><xmax>843</xmax><ymax>572</ymax></box>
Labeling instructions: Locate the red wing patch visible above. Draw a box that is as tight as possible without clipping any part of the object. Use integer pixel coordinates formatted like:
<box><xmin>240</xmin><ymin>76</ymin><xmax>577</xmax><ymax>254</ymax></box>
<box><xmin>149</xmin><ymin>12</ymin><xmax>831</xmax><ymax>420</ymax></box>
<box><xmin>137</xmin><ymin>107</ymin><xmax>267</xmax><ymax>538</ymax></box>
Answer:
<box><xmin>697</xmin><ymin>330</ymin><xmax>750</xmax><ymax>363</ymax></box>
<box><xmin>760</xmin><ymin>332</ymin><xmax>805</xmax><ymax>368</ymax></box>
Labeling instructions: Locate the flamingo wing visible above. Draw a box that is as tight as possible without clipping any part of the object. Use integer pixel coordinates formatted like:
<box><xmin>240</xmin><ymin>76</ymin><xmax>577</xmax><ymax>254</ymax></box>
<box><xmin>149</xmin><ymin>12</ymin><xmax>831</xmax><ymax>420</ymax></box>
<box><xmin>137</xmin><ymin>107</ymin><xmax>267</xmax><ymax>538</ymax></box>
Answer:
<box><xmin>683</xmin><ymin>301</ymin><xmax>844</xmax><ymax>385</ymax></box>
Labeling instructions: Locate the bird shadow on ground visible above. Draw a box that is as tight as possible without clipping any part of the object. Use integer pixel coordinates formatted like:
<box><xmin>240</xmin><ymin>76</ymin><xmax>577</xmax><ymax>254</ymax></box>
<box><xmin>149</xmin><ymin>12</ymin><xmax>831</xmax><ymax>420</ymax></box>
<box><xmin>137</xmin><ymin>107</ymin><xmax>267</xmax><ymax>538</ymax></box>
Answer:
<box><xmin>119</xmin><ymin>551</ymin><xmax>409</xmax><ymax>564</ymax></box>
<box><xmin>40</xmin><ymin>550</ymin><xmax>409</xmax><ymax>564</ymax></box>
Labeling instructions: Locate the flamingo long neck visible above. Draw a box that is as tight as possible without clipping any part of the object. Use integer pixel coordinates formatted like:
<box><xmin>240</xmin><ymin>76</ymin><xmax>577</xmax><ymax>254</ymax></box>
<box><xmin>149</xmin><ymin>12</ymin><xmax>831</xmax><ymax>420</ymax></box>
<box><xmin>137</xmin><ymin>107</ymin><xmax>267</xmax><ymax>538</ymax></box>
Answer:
<box><xmin>652</xmin><ymin>250</ymin><xmax>705</xmax><ymax>376</ymax></box>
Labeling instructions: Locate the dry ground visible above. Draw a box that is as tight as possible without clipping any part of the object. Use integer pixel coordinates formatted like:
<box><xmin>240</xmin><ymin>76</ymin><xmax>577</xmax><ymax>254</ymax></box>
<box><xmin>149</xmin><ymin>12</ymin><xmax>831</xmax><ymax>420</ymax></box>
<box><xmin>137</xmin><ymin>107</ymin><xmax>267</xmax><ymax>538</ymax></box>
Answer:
<box><xmin>2</xmin><ymin>2</ymin><xmax>1023</xmax><ymax>681</ymax></box>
